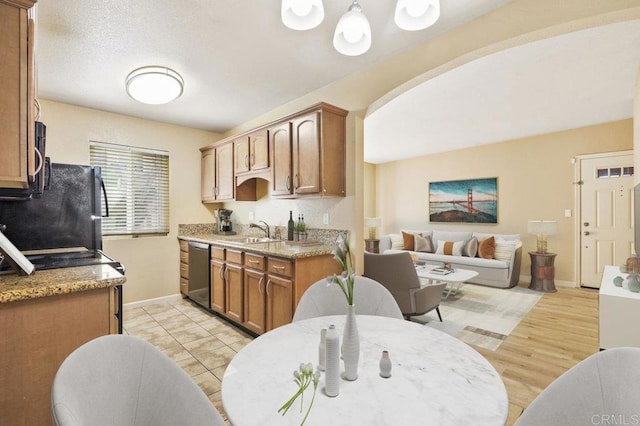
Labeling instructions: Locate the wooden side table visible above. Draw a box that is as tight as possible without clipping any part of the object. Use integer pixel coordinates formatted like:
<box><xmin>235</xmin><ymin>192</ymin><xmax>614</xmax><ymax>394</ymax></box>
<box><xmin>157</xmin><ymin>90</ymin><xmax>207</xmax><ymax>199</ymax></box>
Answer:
<box><xmin>528</xmin><ymin>251</ymin><xmax>557</xmax><ymax>292</ymax></box>
<box><xmin>365</xmin><ymin>239</ymin><xmax>380</xmax><ymax>253</ymax></box>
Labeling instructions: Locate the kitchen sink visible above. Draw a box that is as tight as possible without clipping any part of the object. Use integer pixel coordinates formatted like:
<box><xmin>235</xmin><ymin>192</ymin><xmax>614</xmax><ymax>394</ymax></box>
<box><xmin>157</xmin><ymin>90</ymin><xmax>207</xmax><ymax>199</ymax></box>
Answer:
<box><xmin>242</xmin><ymin>237</ymin><xmax>278</xmax><ymax>244</ymax></box>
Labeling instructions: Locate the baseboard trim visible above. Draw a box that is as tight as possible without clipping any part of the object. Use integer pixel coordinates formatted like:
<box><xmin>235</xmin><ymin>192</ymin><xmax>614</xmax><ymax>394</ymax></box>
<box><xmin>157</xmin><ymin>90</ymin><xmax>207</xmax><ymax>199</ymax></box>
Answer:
<box><xmin>124</xmin><ymin>293</ymin><xmax>183</xmax><ymax>308</ymax></box>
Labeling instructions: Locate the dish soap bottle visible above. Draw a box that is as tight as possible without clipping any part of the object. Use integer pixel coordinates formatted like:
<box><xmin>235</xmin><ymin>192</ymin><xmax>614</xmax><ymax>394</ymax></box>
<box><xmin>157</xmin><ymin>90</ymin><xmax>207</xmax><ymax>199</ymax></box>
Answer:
<box><xmin>287</xmin><ymin>211</ymin><xmax>294</xmax><ymax>241</ymax></box>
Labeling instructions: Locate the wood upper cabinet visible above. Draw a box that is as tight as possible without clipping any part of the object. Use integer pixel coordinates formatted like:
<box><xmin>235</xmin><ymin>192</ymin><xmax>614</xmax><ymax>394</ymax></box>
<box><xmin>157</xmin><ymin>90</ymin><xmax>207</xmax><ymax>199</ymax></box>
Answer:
<box><xmin>279</xmin><ymin>103</ymin><xmax>347</xmax><ymax>198</ymax></box>
<box><xmin>0</xmin><ymin>0</ymin><xmax>36</xmax><ymax>190</ymax></box>
<box><xmin>201</xmin><ymin>147</ymin><xmax>215</xmax><ymax>202</ymax></box>
<box><xmin>215</xmin><ymin>142</ymin><xmax>235</xmax><ymax>201</ymax></box>
<box><xmin>235</xmin><ymin>129</ymin><xmax>269</xmax><ymax>175</ymax></box>
<box><xmin>270</xmin><ymin>122</ymin><xmax>292</xmax><ymax>196</ymax></box>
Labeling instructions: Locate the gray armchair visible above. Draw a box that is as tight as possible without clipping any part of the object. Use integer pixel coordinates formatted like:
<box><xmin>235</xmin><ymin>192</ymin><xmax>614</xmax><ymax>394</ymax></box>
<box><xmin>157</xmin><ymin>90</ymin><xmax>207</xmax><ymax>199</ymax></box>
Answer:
<box><xmin>51</xmin><ymin>334</ymin><xmax>225</xmax><ymax>426</ymax></box>
<box><xmin>364</xmin><ymin>251</ymin><xmax>445</xmax><ymax>321</ymax></box>
<box><xmin>516</xmin><ymin>347</ymin><xmax>640</xmax><ymax>426</ymax></box>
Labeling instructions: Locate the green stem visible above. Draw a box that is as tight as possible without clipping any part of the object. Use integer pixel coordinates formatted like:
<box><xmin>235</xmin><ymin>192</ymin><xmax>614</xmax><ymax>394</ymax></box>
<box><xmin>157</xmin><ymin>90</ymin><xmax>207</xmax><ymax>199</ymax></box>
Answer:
<box><xmin>301</xmin><ymin>382</ymin><xmax>318</xmax><ymax>426</ymax></box>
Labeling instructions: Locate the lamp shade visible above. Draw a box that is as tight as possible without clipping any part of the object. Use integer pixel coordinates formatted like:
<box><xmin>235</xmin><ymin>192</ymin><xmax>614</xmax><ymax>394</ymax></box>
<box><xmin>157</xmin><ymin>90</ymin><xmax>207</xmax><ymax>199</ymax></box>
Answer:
<box><xmin>364</xmin><ymin>217</ymin><xmax>382</xmax><ymax>228</ymax></box>
<box><xmin>126</xmin><ymin>66</ymin><xmax>184</xmax><ymax>105</ymax></box>
<box><xmin>394</xmin><ymin>0</ymin><xmax>440</xmax><ymax>31</ymax></box>
<box><xmin>527</xmin><ymin>220</ymin><xmax>557</xmax><ymax>236</ymax></box>
<box><xmin>333</xmin><ymin>1</ymin><xmax>371</xmax><ymax>56</ymax></box>
<box><xmin>281</xmin><ymin>0</ymin><xmax>324</xmax><ymax>30</ymax></box>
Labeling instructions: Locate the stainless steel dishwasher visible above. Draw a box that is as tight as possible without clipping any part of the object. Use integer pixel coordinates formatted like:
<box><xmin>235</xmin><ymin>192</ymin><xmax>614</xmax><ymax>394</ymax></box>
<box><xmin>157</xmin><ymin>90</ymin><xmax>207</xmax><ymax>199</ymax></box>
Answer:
<box><xmin>188</xmin><ymin>242</ymin><xmax>210</xmax><ymax>309</ymax></box>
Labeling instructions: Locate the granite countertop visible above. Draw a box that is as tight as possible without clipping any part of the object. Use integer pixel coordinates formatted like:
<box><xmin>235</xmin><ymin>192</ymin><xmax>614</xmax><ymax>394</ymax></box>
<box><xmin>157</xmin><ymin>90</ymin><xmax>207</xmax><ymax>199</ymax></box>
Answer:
<box><xmin>0</xmin><ymin>264</ymin><xmax>126</xmax><ymax>304</ymax></box>
<box><xmin>179</xmin><ymin>233</ymin><xmax>336</xmax><ymax>259</ymax></box>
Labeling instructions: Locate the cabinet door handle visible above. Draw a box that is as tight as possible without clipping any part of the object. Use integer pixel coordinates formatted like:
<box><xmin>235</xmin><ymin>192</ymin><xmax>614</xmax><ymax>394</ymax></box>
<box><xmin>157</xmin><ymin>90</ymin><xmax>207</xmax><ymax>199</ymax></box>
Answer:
<box><xmin>250</xmin><ymin>153</ymin><xmax>255</xmax><ymax>166</ymax></box>
<box><xmin>258</xmin><ymin>276</ymin><xmax>264</xmax><ymax>295</ymax></box>
<box><xmin>286</xmin><ymin>175</ymin><xmax>291</xmax><ymax>191</ymax></box>
<box><xmin>248</xmin><ymin>260</ymin><xmax>260</xmax><ymax>265</ymax></box>
<box><xmin>272</xmin><ymin>265</ymin><xmax>285</xmax><ymax>271</ymax></box>
<box><xmin>266</xmin><ymin>279</ymin><xmax>272</xmax><ymax>297</ymax></box>
<box><xmin>245</xmin><ymin>154</ymin><xmax>249</xmax><ymax>168</ymax></box>
<box><xmin>219</xmin><ymin>265</ymin><xmax>225</xmax><ymax>280</ymax></box>
<box><xmin>294</xmin><ymin>174</ymin><xmax>299</xmax><ymax>189</ymax></box>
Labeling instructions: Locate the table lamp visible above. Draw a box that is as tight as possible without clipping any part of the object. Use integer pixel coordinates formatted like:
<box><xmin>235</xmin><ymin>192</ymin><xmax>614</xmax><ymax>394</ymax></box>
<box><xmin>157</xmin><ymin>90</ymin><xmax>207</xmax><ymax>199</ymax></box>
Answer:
<box><xmin>364</xmin><ymin>217</ymin><xmax>382</xmax><ymax>240</ymax></box>
<box><xmin>528</xmin><ymin>220</ymin><xmax>557</xmax><ymax>254</ymax></box>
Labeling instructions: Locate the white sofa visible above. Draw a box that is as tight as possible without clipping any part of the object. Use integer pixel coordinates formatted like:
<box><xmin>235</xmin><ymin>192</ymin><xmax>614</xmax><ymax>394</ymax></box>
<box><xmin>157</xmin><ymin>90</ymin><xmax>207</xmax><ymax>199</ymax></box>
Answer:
<box><xmin>379</xmin><ymin>230</ymin><xmax>523</xmax><ymax>289</ymax></box>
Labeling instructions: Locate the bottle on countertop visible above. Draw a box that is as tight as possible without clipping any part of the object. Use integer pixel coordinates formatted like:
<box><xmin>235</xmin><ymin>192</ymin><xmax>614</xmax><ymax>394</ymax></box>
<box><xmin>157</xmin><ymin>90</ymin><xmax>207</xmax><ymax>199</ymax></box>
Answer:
<box><xmin>287</xmin><ymin>211</ymin><xmax>294</xmax><ymax>241</ymax></box>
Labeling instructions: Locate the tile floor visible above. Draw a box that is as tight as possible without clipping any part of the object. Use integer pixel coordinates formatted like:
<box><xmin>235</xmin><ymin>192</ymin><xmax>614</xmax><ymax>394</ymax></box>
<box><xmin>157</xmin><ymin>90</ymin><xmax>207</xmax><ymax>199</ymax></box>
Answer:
<box><xmin>123</xmin><ymin>297</ymin><xmax>254</xmax><ymax>423</ymax></box>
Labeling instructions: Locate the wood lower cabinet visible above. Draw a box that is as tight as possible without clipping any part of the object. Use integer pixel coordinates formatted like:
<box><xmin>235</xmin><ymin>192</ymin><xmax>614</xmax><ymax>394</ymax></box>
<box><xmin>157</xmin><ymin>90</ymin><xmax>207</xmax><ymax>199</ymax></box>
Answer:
<box><xmin>243</xmin><ymin>253</ymin><xmax>267</xmax><ymax>334</ymax></box>
<box><xmin>179</xmin><ymin>239</ymin><xmax>189</xmax><ymax>295</ymax></box>
<box><xmin>0</xmin><ymin>286</ymin><xmax>118</xmax><ymax>425</ymax></box>
<box><xmin>211</xmin><ymin>247</ymin><xmax>226</xmax><ymax>313</ymax></box>
<box><xmin>266</xmin><ymin>259</ymin><xmax>294</xmax><ymax>331</ymax></box>
<box><xmin>208</xmin><ymin>243</ymin><xmax>340</xmax><ymax>335</ymax></box>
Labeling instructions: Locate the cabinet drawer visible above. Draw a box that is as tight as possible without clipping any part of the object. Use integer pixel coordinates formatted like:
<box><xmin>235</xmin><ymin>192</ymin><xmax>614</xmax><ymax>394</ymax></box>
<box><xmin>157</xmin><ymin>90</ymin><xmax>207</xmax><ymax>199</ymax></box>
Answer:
<box><xmin>180</xmin><ymin>262</ymin><xmax>189</xmax><ymax>279</ymax></box>
<box><xmin>179</xmin><ymin>250</ymin><xmax>189</xmax><ymax>264</ymax></box>
<box><xmin>244</xmin><ymin>253</ymin><xmax>266</xmax><ymax>270</ymax></box>
<box><xmin>179</xmin><ymin>240</ymin><xmax>189</xmax><ymax>252</ymax></box>
<box><xmin>268</xmin><ymin>257</ymin><xmax>293</xmax><ymax>278</ymax></box>
<box><xmin>211</xmin><ymin>246</ymin><xmax>226</xmax><ymax>261</ymax></box>
<box><xmin>226</xmin><ymin>249</ymin><xmax>243</xmax><ymax>265</ymax></box>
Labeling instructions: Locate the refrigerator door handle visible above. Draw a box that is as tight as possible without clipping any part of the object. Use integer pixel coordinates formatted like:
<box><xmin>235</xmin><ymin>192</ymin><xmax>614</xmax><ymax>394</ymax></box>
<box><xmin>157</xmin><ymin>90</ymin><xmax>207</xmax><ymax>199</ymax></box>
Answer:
<box><xmin>100</xmin><ymin>177</ymin><xmax>110</xmax><ymax>218</ymax></box>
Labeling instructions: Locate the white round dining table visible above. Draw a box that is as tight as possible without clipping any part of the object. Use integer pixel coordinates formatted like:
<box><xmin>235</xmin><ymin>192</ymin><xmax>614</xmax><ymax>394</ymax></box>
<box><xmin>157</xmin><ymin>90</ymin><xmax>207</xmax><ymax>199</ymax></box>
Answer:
<box><xmin>222</xmin><ymin>315</ymin><xmax>508</xmax><ymax>426</ymax></box>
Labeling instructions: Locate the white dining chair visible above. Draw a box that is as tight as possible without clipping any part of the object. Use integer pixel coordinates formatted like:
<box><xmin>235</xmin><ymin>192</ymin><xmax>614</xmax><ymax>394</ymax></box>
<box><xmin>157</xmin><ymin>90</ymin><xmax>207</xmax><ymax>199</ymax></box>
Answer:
<box><xmin>51</xmin><ymin>334</ymin><xmax>225</xmax><ymax>426</ymax></box>
<box><xmin>293</xmin><ymin>275</ymin><xmax>404</xmax><ymax>321</ymax></box>
<box><xmin>515</xmin><ymin>347</ymin><xmax>640</xmax><ymax>426</ymax></box>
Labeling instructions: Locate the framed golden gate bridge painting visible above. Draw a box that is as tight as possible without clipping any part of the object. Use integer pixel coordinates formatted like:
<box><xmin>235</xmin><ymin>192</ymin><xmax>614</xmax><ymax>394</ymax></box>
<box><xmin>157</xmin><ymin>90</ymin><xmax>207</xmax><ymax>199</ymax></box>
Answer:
<box><xmin>429</xmin><ymin>177</ymin><xmax>498</xmax><ymax>224</ymax></box>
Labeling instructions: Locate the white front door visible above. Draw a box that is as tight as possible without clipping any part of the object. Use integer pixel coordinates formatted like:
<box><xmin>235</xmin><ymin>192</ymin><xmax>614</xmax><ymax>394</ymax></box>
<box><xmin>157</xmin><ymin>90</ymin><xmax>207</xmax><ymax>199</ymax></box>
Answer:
<box><xmin>579</xmin><ymin>152</ymin><xmax>634</xmax><ymax>288</ymax></box>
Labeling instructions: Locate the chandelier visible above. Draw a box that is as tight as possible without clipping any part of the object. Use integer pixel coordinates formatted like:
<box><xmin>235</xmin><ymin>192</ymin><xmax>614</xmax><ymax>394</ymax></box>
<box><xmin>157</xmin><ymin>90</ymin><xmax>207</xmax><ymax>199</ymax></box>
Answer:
<box><xmin>281</xmin><ymin>0</ymin><xmax>441</xmax><ymax>56</ymax></box>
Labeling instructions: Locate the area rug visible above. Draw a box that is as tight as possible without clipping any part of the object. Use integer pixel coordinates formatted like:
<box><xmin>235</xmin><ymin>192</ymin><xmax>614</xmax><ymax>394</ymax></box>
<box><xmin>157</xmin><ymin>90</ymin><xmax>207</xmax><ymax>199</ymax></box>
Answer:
<box><xmin>412</xmin><ymin>284</ymin><xmax>543</xmax><ymax>351</ymax></box>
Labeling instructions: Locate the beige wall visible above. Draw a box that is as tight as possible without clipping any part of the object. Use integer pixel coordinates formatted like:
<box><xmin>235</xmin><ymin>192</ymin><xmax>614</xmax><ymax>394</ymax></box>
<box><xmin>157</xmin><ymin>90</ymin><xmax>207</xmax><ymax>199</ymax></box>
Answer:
<box><xmin>375</xmin><ymin>119</ymin><xmax>633</xmax><ymax>284</ymax></box>
<box><xmin>39</xmin><ymin>100</ymin><xmax>221</xmax><ymax>302</ymax></box>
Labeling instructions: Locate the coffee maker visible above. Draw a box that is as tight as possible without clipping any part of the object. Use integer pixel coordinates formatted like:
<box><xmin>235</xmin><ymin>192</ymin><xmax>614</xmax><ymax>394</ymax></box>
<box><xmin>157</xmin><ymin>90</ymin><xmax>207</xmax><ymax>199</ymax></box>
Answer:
<box><xmin>216</xmin><ymin>209</ymin><xmax>235</xmax><ymax>235</ymax></box>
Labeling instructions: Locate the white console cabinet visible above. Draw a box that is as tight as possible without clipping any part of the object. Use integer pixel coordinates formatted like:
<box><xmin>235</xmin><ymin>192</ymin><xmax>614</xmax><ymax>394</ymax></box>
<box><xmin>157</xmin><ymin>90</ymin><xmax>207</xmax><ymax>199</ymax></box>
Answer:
<box><xmin>599</xmin><ymin>265</ymin><xmax>640</xmax><ymax>349</ymax></box>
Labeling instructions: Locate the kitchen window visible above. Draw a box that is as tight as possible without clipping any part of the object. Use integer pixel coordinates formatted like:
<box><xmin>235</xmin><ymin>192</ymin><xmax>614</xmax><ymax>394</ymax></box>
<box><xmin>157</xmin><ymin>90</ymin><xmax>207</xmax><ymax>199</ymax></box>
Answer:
<box><xmin>90</xmin><ymin>141</ymin><xmax>169</xmax><ymax>237</ymax></box>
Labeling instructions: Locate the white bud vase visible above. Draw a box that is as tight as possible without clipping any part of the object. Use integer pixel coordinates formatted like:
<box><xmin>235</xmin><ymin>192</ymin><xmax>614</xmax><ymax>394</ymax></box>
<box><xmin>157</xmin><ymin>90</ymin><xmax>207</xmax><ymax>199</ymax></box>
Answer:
<box><xmin>342</xmin><ymin>304</ymin><xmax>360</xmax><ymax>381</ymax></box>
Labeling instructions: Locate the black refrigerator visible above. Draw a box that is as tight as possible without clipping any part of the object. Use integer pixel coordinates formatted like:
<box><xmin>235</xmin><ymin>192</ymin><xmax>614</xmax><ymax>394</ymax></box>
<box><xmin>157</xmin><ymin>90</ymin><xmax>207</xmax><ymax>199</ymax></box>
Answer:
<box><xmin>0</xmin><ymin>163</ymin><xmax>124</xmax><ymax>330</ymax></box>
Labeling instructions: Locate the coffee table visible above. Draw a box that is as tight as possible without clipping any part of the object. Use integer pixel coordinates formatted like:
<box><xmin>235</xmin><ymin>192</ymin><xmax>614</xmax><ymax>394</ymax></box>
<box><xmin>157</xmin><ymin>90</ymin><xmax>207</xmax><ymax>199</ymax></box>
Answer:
<box><xmin>416</xmin><ymin>265</ymin><xmax>479</xmax><ymax>299</ymax></box>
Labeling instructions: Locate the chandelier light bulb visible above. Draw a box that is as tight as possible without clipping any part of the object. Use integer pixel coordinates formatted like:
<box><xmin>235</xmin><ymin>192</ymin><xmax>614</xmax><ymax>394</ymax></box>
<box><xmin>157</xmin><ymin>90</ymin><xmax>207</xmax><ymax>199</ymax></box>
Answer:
<box><xmin>291</xmin><ymin>0</ymin><xmax>313</xmax><ymax>17</ymax></box>
<box><xmin>281</xmin><ymin>0</ymin><xmax>324</xmax><ymax>30</ymax></box>
<box><xmin>333</xmin><ymin>1</ymin><xmax>371</xmax><ymax>56</ymax></box>
<box><xmin>406</xmin><ymin>0</ymin><xmax>429</xmax><ymax>17</ymax></box>
<box><xmin>395</xmin><ymin>0</ymin><xmax>440</xmax><ymax>31</ymax></box>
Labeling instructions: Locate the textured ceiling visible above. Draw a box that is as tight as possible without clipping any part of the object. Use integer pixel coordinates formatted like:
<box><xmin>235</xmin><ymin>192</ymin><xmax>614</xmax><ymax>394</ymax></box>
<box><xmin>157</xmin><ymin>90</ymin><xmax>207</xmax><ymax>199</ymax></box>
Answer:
<box><xmin>35</xmin><ymin>0</ymin><xmax>511</xmax><ymax>133</ymax></box>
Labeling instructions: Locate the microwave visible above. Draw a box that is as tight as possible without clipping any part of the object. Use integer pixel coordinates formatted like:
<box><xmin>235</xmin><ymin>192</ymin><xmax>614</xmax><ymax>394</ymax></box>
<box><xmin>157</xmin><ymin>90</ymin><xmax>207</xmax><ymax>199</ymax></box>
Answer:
<box><xmin>0</xmin><ymin>121</ymin><xmax>49</xmax><ymax>200</ymax></box>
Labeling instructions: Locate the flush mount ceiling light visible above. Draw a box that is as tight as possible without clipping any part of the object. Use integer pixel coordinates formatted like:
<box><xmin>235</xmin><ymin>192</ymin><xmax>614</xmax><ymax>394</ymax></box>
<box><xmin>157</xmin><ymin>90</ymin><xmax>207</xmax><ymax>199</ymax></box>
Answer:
<box><xmin>281</xmin><ymin>0</ymin><xmax>440</xmax><ymax>56</ymax></box>
<box><xmin>125</xmin><ymin>66</ymin><xmax>184</xmax><ymax>105</ymax></box>
<box><xmin>281</xmin><ymin>0</ymin><xmax>325</xmax><ymax>30</ymax></box>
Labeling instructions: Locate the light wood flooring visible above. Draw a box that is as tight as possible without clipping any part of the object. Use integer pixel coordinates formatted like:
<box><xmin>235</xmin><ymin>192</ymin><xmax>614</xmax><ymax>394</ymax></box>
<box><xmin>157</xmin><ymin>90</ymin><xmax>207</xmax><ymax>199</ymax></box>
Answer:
<box><xmin>124</xmin><ymin>282</ymin><xmax>599</xmax><ymax>426</ymax></box>
<box><xmin>479</xmin><ymin>283</ymin><xmax>600</xmax><ymax>425</ymax></box>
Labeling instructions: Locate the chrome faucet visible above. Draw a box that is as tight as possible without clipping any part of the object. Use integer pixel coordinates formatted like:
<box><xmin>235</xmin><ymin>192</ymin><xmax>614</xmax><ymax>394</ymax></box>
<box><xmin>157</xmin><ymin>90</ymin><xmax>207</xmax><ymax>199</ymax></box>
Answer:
<box><xmin>249</xmin><ymin>220</ymin><xmax>270</xmax><ymax>238</ymax></box>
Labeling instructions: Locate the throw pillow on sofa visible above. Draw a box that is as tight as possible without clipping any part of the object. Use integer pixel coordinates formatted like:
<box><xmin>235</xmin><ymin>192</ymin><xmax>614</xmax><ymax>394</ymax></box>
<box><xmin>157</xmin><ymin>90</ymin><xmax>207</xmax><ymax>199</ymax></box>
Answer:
<box><xmin>494</xmin><ymin>239</ymin><xmax>517</xmax><ymax>263</ymax></box>
<box><xmin>462</xmin><ymin>237</ymin><xmax>478</xmax><ymax>257</ymax></box>
<box><xmin>436</xmin><ymin>240</ymin><xmax>464</xmax><ymax>256</ymax></box>
<box><xmin>478</xmin><ymin>236</ymin><xmax>496</xmax><ymax>259</ymax></box>
<box><xmin>389</xmin><ymin>234</ymin><xmax>404</xmax><ymax>250</ymax></box>
<box><xmin>414</xmin><ymin>234</ymin><xmax>434</xmax><ymax>253</ymax></box>
<box><xmin>402</xmin><ymin>231</ymin><xmax>417</xmax><ymax>250</ymax></box>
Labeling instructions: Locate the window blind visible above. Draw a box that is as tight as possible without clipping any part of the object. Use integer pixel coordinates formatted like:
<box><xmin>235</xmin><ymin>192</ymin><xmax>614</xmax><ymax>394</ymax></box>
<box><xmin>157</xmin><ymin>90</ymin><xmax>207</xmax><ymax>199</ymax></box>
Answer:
<box><xmin>90</xmin><ymin>141</ymin><xmax>169</xmax><ymax>237</ymax></box>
